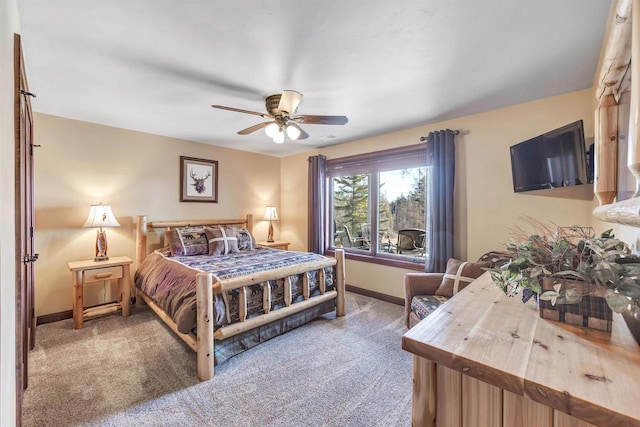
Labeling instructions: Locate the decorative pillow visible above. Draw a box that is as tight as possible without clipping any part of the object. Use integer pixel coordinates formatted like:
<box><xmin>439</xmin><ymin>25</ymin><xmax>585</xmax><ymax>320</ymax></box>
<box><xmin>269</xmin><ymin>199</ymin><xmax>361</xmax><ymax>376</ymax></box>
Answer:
<box><xmin>205</xmin><ymin>226</ymin><xmax>239</xmax><ymax>255</ymax></box>
<box><xmin>236</xmin><ymin>227</ymin><xmax>256</xmax><ymax>251</ymax></box>
<box><xmin>435</xmin><ymin>258</ymin><xmax>490</xmax><ymax>298</ymax></box>
<box><xmin>411</xmin><ymin>295</ymin><xmax>449</xmax><ymax>322</ymax></box>
<box><xmin>165</xmin><ymin>227</ymin><xmax>208</xmax><ymax>256</ymax></box>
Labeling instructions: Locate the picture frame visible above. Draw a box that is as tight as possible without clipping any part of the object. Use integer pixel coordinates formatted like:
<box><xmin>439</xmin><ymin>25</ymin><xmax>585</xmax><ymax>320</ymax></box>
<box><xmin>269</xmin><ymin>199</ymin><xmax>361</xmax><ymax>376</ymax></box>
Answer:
<box><xmin>180</xmin><ymin>156</ymin><xmax>218</xmax><ymax>202</ymax></box>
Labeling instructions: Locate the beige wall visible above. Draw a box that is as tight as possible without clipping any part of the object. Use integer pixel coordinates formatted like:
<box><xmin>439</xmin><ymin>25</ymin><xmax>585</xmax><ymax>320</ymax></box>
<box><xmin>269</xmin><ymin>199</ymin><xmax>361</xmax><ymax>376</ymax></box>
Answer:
<box><xmin>282</xmin><ymin>89</ymin><xmax>599</xmax><ymax>299</ymax></box>
<box><xmin>34</xmin><ymin>89</ymin><xmax>603</xmax><ymax>309</ymax></box>
<box><xmin>280</xmin><ymin>151</ymin><xmax>317</xmax><ymax>250</ymax></box>
<box><xmin>34</xmin><ymin>113</ymin><xmax>281</xmax><ymax>316</ymax></box>
<box><xmin>1</xmin><ymin>0</ymin><xmax>20</xmax><ymax>423</ymax></box>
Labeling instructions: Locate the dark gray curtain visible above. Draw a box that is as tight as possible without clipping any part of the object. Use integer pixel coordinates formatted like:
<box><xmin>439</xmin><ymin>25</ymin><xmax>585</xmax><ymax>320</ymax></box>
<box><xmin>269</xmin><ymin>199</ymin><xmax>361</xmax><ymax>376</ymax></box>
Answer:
<box><xmin>308</xmin><ymin>155</ymin><xmax>327</xmax><ymax>254</ymax></box>
<box><xmin>425</xmin><ymin>130</ymin><xmax>455</xmax><ymax>272</ymax></box>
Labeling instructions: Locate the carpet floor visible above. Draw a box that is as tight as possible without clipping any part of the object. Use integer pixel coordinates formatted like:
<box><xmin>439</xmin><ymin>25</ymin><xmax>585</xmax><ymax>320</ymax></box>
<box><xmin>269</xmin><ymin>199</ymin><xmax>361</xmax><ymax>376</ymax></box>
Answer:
<box><xmin>23</xmin><ymin>292</ymin><xmax>412</xmax><ymax>426</ymax></box>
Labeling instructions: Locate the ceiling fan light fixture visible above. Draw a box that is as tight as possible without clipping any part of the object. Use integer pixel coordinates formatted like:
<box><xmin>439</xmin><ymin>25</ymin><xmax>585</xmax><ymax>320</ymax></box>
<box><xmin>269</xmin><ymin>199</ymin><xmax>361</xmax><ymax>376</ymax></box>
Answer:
<box><xmin>212</xmin><ymin>90</ymin><xmax>347</xmax><ymax>143</ymax></box>
<box><xmin>285</xmin><ymin>124</ymin><xmax>301</xmax><ymax>141</ymax></box>
<box><xmin>265</xmin><ymin>122</ymin><xmax>279</xmax><ymax>138</ymax></box>
<box><xmin>273</xmin><ymin>130</ymin><xmax>285</xmax><ymax>144</ymax></box>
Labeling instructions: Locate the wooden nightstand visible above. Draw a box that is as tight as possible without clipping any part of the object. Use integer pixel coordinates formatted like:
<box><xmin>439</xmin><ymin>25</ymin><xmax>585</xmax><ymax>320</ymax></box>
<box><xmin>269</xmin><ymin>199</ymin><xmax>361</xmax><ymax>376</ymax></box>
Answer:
<box><xmin>257</xmin><ymin>241</ymin><xmax>290</xmax><ymax>250</ymax></box>
<box><xmin>67</xmin><ymin>256</ymin><xmax>133</xmax><ymax>329</ymax></box>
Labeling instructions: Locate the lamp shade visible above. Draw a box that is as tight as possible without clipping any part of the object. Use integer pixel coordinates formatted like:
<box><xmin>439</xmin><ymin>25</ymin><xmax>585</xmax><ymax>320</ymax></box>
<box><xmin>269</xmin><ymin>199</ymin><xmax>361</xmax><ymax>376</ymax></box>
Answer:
<box><xmin>263</xmin><ymin>206</ymin><xmax>279</xmax><ymax>221</ymax></box>
<box><xmin>273</xmin><ymin>130</ymin><xmax>285</xmax><ymax>144</ymax></box>
<box><xmin>286</xmin><ymin>124</ymin><xmax>301</xmax><ymax>141</ymax></box>
<box><xmin>83</xmin><ymin>203</ymin><xmax>120</xmax><ymax>228</ymax></box>
<box><xmin>265</xmin><ymin>122</ymin><xmax>279</xmax><ymax>138</ymax></box>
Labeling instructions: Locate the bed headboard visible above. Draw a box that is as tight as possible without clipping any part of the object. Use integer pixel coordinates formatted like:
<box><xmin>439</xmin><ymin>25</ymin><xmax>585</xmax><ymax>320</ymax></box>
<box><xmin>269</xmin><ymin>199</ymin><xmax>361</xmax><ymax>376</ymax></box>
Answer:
<box><xmin>135</xmin><ymin>214</ymin><xmax>254</xmax><ymax>267</ymax></box>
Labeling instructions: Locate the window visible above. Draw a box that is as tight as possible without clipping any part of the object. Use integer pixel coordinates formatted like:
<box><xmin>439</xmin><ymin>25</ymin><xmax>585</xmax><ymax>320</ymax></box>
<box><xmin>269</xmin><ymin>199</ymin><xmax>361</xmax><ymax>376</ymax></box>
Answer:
<box><xmin>327</xmin><ymin>144</ymin><xmax>428</xmax><ymax>268</ymax></box>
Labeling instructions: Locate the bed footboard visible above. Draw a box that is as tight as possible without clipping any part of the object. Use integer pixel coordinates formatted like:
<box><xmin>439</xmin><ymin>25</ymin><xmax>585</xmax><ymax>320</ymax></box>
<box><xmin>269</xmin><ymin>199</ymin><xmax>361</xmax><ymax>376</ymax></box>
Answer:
<box><xmin>197</xmin><ymin>248</ymin><xmax>345</xmax><ymax>381</ymax></box>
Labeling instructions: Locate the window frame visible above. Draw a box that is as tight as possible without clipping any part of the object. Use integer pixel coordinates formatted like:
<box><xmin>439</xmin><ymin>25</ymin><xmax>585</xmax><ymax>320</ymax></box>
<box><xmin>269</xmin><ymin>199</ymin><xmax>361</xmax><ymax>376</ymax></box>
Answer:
<box><xmin>324</xmin><ymin>143</ymin><xmax>428</xmax><ymax>271</ymax></box>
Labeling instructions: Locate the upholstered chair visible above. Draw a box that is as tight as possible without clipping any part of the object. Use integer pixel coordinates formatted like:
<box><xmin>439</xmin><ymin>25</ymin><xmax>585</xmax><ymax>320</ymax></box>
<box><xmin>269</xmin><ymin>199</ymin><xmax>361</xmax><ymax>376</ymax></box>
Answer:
<box><xmin>404</xmin><ymin>252</ymin><xmax>510</xmax><ymax>329</ymax></box>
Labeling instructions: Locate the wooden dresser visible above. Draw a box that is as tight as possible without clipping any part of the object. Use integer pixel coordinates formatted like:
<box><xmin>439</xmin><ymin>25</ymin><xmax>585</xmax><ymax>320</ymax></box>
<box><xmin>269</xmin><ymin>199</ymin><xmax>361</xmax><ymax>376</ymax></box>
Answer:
<box><xmin>402</xmin><ymin>273</ymin><xmax>640</xmax><ymax>427</ymax></box>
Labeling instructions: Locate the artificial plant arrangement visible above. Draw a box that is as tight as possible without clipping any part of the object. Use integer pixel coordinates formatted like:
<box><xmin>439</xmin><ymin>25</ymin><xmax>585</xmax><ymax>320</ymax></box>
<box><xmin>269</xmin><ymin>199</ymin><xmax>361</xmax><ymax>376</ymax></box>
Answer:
<box><xmin>487</xmin><ymin>217</ymin><xmax>640</xmax><ymax>318</ymax></box>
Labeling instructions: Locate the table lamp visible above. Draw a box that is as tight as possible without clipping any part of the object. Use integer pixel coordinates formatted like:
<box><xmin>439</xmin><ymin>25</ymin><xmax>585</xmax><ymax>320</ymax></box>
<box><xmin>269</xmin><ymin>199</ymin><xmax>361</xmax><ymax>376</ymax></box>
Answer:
<box><xmin>83</xmin><ymin>203</ymin><xmax>120</xmax><ymax>261</ymax></box>
<box><xmin>263</xmin><ymin>206</ymin><xmax>279</xmax><ymax>242</ymax></box>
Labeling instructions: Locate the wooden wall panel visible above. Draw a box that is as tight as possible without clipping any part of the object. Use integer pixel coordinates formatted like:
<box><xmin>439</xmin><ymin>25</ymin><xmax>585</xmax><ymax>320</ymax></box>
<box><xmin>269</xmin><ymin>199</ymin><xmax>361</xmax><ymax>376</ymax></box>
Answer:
<box><xmin>554</xmin><ymin>410</ymin><xmax>597</xmax><ymax>427</ymax></box>
<box><xmin>503</xmin><ymin>390</ymin><xmax>553</xmax><ymax>427</ymax></box>
<box><xmin>412</xmin><ymin>356</ymin><xmax>436</xmax><ymax>427</ymax></box>
<box><xmin>436</xmin><ymin>365</ymin><xmax>461</xmax><ymax>427</ymax></box>
<box><xmin>462</xmin><ymin>375</ymin><xmax>502</xmax><ymax>427</ymax></box>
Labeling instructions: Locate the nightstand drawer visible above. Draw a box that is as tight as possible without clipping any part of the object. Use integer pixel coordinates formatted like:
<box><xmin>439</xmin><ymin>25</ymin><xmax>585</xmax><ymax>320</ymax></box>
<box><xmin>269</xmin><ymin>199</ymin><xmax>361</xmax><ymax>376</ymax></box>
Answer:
<box><xmin>84</xmin><ymin>266</ymin><xmax>123</xmax><ymax>283</ymax></box>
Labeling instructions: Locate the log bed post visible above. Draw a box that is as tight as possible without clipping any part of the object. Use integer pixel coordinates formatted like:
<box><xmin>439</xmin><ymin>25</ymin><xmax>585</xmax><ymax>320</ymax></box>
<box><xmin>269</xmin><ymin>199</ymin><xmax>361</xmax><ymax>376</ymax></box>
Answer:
<box><xmin>595</xmin><ymin>95</ymin><xmax>619</xmax><ymax>205</ymax></box>
<box><xmin>245</xmin><ymin>213</ymin><xmax>253</xmax><ymax>233</ymax></box>
<box><xmin>335</xmin><ymin>248</ymin><xmax>346</xmax><ymax>317</ymax></box>
<box><xmin>196</xmin><ymin>272</ymin><xmax>214</xmax><ymax>381</ymax></box>
<box><xmin>136</xmin><ymin>215</ymin><xmax>148</xmax><ymax>266</ymax></box>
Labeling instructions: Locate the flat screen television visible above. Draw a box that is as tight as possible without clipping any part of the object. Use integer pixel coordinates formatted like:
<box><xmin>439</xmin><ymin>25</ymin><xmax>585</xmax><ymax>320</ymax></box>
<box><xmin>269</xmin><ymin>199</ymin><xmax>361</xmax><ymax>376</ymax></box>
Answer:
<box><xmin>510</xmin><ymin>120</ymin><xmax>591</xmax><ymax>193</ymax></box>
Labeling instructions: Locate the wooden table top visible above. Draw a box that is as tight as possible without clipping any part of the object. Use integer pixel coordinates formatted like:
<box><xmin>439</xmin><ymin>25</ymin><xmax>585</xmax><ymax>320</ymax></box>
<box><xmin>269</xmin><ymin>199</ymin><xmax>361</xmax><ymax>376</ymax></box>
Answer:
<box><xmin>68</xmin><ymin>256</ymin><xmax>133</xmax><ymax>271</ymax></box>
<box><xmin>402</xmin><ymin>272</ymin><xmax>640</xmax><ymax>426</ymax></box>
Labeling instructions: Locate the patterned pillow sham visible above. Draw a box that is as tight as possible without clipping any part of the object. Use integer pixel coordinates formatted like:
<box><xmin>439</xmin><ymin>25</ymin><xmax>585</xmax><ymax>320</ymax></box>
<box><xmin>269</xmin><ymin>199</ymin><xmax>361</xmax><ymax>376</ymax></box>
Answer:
<box><xmin>236</xmin><ymin>227</ymin><xmax>256</xmax><ymax>251</ymax></box>
<box><xmin>205</xmin><ymin>226</ymin><xmax>239</xmax><ymax>255</ymax></box>
<box><xmin>165</xmin><ymin>227</ymin><xmax>209</xmax><ymax>256</ymax></box>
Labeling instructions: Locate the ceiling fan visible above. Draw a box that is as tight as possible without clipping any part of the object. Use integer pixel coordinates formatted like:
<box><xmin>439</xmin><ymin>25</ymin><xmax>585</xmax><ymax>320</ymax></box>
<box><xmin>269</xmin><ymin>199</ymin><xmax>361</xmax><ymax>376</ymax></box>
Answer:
<box><xmin>212</xmin><ymin>90</ymin><xmax>348</xmax><ymax>144</ymax></box>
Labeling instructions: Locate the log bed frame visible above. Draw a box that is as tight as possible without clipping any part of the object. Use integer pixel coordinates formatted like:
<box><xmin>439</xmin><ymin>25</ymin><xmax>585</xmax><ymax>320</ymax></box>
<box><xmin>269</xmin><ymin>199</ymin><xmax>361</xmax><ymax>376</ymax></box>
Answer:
<box><xmin>134</xmin><ymin>214</ymin><xmax>346</xmax><ymax>381</ymax></box>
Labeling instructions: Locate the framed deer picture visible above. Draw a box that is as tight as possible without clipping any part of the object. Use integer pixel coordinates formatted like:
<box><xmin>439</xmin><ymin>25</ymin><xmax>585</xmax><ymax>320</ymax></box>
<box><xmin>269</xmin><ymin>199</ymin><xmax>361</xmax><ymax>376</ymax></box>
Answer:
<box><xmin>180</xmin><ymin>156</ymin><xmax>218</xmax><ymax>202</ymax></box>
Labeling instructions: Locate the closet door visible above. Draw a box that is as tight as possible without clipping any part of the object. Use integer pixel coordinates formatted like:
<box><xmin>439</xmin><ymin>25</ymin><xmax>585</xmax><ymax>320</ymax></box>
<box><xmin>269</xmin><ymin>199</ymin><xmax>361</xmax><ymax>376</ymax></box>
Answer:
<box><xmin>14</xmin><ymin>32</ymin><xmax>37</xmax><ymax>422</ymax></box>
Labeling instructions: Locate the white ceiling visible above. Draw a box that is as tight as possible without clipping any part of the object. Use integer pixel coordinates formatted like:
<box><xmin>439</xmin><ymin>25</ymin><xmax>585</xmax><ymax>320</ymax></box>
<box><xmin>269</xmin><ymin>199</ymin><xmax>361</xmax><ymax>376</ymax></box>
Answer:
<box><xmin>18</xmin><ymin>0</ymin><xmax>612</xmax><ymax>157</ymax></box>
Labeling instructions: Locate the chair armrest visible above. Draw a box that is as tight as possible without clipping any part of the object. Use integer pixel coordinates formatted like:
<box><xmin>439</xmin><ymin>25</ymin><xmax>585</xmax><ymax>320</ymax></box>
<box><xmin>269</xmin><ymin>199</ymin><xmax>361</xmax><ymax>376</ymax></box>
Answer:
<box><xmin>404</xmin><ymin>273</ymin><xmax>444</xmax><ymax>328</ymax></box>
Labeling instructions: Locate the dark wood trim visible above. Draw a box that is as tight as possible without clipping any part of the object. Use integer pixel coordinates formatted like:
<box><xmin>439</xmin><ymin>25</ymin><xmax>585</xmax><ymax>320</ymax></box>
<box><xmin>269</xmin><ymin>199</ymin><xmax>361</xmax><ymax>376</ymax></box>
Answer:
<box><xmin>37</xmin><ymin>299</ymin><xmax>124</xmax><ymax>325</ymax></box>
<box><xmin>14</xmin><ymin>32</ymin><xmax>25</xmax><ymax>424</ymax></box>
<box><xmin>346</xmin><ymin>284</ymin><xmax>405</xmax><ymax>306</ymax></box>
<box><xmin>38</xmin><ymin>291</ymin><xmax>406</xmax><ymax>325</ymax></box>
<box><xmin>36</xmin><ymin>310</ymin><xmax>73</xmax><ymax>326</ymax></box>
<box><xmin>324</xmin><ymin>143</ymin><xmax>428</xmax><ymax>267</ymax></box>
<box><xmin>326</xmin><ymin>142</ymin><xmax>427</xmax><ymax>166</ymax></box>
<box><xmin>325</xmin><ymin>248</ymin><xmax>425</xmax><ymax>271</ymax></box>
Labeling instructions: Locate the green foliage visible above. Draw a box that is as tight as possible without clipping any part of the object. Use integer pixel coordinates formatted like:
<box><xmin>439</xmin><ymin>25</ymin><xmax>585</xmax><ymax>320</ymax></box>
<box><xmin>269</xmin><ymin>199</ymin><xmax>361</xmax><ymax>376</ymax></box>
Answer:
<box><xmin>488</xmin><ymin>223</ymin><xmax>640</xmax><ymax>313</ymax></box>
<box><xmin>378</xmin><ymin>192</ymin><xmax>392</xmax><ymax>236</ymax></box>
<box><xmin>334</xmin><ymin>174</ymin><xmax>369</xmax><ymax>235</ymax></box>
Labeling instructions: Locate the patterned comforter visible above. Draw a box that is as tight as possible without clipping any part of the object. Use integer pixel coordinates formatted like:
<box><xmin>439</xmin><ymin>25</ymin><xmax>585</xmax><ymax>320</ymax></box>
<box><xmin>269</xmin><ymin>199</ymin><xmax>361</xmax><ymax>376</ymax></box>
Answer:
<box><xmin>134</xmin><ymin>247</ymin><xmax>336</xmax><ymax>334</ymax></box>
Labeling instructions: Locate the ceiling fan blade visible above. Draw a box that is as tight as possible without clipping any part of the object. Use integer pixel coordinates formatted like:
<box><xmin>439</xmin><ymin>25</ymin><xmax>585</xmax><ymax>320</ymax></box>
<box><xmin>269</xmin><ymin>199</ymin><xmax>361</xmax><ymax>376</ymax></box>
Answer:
<box><xmin>287</xmin><ymin>122</ymin><xmax>309</xmax><ymax>140</ymax></box>
<box><xmin>278</xmin><ymin>90</ymin><xmax>303</xmax><ymax>116</ymax></box>
<box><xmin>237</xmin><ymin>122</ymin><xmax>270</xmax><ymax>135</ymax></box>
<box><xmin>212</xmin><ymin>105</ymin><xmax>269</xmax><ymax>118</ymax></box>
<box><xmin>295</xmin><ymin>115</ymin><xmax>348</xmax><ymax>125</ymax></box>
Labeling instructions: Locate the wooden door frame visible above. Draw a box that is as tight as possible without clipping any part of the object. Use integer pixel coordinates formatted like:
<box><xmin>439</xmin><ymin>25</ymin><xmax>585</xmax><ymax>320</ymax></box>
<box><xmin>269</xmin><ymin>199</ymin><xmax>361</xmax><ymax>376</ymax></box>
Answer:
<box><xmin>14</xmin><ymin>31</ymin><xmax>35</xmax><ymax>426</ymax></box>
<box><xmin>14</xmin><ymin>31</ymin><xmax>25</xmax><ymax>425</ymax></box>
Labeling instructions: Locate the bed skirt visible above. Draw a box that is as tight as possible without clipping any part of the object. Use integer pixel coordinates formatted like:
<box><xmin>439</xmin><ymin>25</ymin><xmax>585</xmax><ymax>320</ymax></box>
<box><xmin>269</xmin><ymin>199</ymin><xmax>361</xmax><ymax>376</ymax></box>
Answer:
<box><xmin>213</xmin><ymin>299</ymin><xmax>336</xmax><ymax>364</ymax></box>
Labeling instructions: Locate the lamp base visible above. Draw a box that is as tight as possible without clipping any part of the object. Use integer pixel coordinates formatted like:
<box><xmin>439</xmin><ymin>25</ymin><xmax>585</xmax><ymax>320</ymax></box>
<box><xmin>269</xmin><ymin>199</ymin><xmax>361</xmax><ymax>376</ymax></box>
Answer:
<box><xmin>95</xmin><ymin>229</ymin><xmax>109</xmax><ymax>262</ymax></box>
<box><xmin>267</xmin><ymin>221</ymin><xmax>274</xmax><ymax>243</ymax></box>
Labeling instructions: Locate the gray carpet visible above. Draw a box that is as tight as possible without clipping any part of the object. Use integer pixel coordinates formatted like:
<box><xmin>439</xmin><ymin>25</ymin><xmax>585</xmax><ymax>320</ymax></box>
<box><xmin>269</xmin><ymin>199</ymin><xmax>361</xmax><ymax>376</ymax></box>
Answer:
<box><xmin>23</xmin><ymin>292</ymin><xmax>412</xmax><ymax>427</ymax></box>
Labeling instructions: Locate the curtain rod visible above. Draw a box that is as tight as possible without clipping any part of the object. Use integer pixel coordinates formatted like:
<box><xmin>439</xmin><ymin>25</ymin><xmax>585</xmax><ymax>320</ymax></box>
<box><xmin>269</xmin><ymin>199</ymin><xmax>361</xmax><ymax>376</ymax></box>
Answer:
<box><xmin>419</xmin><ymin>129</ymin><xmax>461</xmax><ymax>141</ymax></box>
